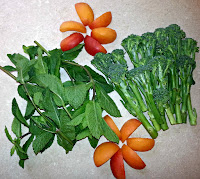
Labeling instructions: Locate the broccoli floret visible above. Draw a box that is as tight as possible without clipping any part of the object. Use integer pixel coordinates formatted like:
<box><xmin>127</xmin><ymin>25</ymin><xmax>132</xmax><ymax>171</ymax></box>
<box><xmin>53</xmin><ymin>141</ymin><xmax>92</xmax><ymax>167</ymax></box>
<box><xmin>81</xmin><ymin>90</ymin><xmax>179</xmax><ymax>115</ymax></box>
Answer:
<box><xmin>153</xmin><ymin>88</ymin><xmax>176</xmax><ymax>125</ymax></box>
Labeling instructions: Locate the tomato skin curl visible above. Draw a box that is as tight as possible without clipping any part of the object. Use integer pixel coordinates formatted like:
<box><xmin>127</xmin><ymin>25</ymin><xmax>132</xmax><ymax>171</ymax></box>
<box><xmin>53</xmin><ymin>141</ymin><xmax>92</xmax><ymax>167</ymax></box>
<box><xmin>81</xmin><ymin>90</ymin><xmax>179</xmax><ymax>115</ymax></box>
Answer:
<box><xmin>89</xmin><ymin>11</ymin><xmax>112</xmax><ymax>30</ymax></box>
<box><xmin>60</xmin><ymin>21</ymin><xmax>86</xmax><ymax>33</ymax></box>
<box><xmin>75</xmin><ymin>2</ymin><xmax>94</xmax><ymax>26</ymax></box>
<box><xmin>84</xmin><ymin>35</ymin><xmax>107</xmax><ymax>56</ymax></box>
<box><xmin>60</xmin><ymin>33</ymin><xmax>84</xmax><ymax>51</ymax></box>
<box><xmin>91</xmin><ymin>27</ymin><xmax>117</xmax><ymax>44</ymax></box>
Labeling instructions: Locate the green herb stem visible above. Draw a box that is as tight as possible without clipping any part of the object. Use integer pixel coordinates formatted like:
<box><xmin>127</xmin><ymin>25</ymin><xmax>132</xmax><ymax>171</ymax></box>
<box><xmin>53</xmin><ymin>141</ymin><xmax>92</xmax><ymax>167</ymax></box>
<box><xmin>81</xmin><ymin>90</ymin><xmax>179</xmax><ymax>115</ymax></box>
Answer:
<box><xmin>20</xmin><ymin>132</ymin><xmax>31</xmax><ymax>139</ymax></box>
<box><xmin>34</xmin><ymin>40</ymin><xmax>51</xmax><ymax>56</ymax></box>
<box><xmin>0</xmin><ymin>66</ymin><xmax>17</xmax><ymax>81</ymax></box>
<box><xmin>23</xmin><ymin>84</ymin><xmax>56</xmax><ymax>129</ymax></box>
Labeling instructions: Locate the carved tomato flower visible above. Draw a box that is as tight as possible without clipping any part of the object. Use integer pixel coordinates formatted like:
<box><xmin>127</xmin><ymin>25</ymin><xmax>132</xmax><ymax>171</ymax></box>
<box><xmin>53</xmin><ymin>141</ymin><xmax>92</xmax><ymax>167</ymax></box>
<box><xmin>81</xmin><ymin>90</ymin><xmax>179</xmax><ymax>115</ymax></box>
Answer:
<box><xmin>93</xmin><ymin>115</ymin><xmax>155</xmax><ymax>179</ymax></box>
<box><xmin>59</xmin><ymin>2</ymin><xmax>117</xmax><ymax>56</ymax></box>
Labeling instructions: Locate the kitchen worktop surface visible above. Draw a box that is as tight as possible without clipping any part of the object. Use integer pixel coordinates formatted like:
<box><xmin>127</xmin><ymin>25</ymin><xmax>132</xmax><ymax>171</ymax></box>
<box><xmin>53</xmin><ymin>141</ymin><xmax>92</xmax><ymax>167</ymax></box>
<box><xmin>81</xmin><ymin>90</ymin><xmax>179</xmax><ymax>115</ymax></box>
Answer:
<box><xmin>0</xmin><ymin>0</ymin><xmax>200</xmax><ymax>179</ymax></box>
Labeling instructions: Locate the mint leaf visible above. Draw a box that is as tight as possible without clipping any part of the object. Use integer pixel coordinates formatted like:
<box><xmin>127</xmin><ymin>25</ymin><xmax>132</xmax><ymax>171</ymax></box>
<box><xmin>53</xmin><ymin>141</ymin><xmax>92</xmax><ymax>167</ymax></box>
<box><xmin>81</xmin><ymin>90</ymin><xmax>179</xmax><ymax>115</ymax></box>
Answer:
<box><xmin>23</xmin><ymin>45</ymin><xmax>40</xmax><ymax>60</ymax></box>
<box><xmin>96</xmin><ymin>84</ymin><xmax>121</xmax><ymax>117</ymax></box>
<box><xmin>65</xmin><ymin>83</ymin><xmax>91</xmax><ymax>109</ymax></box>
<box><xmin>12</xmin><ymin>118</ymin><xmax>22</xmax><ymax>138</ymax></box>
<box><xmin>31</xmin><ymin>74</ymin><xmax>65</xmax><ymax>105</ymax></box>
<box><xmin>5</xmin><ymin>126</ymin><xmax>13</xmax><ymax>143</ymax></box>
<box><xmin>34</xmin><ymin>47</ymin><xmax>48</xmax><ymax>75</ymax></box>
<box><xmin>67</xmin><ymin>113</ymin><xmax>85</xmax><ymax>126</ymax></box>
<box><xmin>12</xmin><ymin>98</ymin><xmax>29</xmax><ymax>127</ymax></box>
<box><xmin>43</xmin><ymin>89</ymin><xmax>61</xmax><ymax>127</ymax></box>
<box><xmin>32</xmin><ymin>132</ymin><xmax>54</xmax><ymax>154</ymax></box>
<box><xmin>57</xmin><ymin>133</ymin><xmax>74</xmax><ymax>152</ymax></box>
<box><xmin>76</xmin><ymin>128</ymin><xmax>91</xmax><ymax>140</ymax></box>
<box><xmin>100</xmin><ymin>117</ymin><xmax>119</xmax><ymax>143</ymax></box>
<box><xmin>22</xmin><ymin>134</ymin><xmax>34</xmax><ymax>152</ymax></box>
<box><xmin>85</xmin><ymin>101</ymin><xmax>103</xmax><ymax>139</ymax></box>
<box><xmin>29</xmin><ymin>119</ymin><xmax>44</xmax><ymax>135</ymax></box>
<box><xmin>13</xmin><ymin>54</ymin><xmax>36</xmax><ymax>84</ymax></box>
<box><xmin>24</xmin><ymin>101</ymin><xmax>35</xmax><ymax>120</ymax></box>
<box><xmin>10</xmin><ymin>146</ymin><xmax>16</xmax><ymax>156</ymax></box>
<box><xmin>62</xmin><ymin>44</ymin><xmax>84</xmax><ymax>61</ymax></box>
<box><xmin>2</xmin><ymin>65</ymin><xmax>16</xmax><ymax>71</ymax></box>
<box><xmin>59</xmin><ymin>109</ymin><xmax>76</xmax><ymax>140</ymax></box>
<box><xmin>48</xmin><ymin>49</ymin><xmax>62</xmax><ymax>78</ymax></box>
<box><xmin>88</xmin><ymin>136</ymin><xmax>99</xmax><ymax>148</ymax></box>
<box><xmin>33</xmin><ymin>92</ymin><xmax>43</xmax><ymax>105</ymax></box>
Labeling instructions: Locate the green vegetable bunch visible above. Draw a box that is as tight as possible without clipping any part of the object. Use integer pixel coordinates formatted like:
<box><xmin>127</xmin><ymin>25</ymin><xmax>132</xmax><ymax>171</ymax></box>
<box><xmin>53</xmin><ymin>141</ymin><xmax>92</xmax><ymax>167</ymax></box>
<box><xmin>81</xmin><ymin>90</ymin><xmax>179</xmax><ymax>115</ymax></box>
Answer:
<box><xmin>92</xmin><ymin>24</ymin><xmax>198</xmax><ymax>138</ymax></box>
<box><xmin>1</xmin><ymin>42</ymin><xmax>121</xmax><ymax>168</ymax></box>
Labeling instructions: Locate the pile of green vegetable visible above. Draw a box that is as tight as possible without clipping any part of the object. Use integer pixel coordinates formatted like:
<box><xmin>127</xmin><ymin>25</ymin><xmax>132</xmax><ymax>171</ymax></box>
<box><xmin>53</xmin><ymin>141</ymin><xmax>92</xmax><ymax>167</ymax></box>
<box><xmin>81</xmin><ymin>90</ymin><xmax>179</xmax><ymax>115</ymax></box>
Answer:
<box><xmin>1</xmin><ymin>24</ymin><xmax>198</xmax><ymax>168</ymax></box>
<box><xmin>0</xmin><ymin>42</ymin><xmax>121</xmax><ymax>168</ymax></box>
<box><xmin>92</xmin><ymin>24</ymin><xmax>199</xmax><ymax>139</ymax></box>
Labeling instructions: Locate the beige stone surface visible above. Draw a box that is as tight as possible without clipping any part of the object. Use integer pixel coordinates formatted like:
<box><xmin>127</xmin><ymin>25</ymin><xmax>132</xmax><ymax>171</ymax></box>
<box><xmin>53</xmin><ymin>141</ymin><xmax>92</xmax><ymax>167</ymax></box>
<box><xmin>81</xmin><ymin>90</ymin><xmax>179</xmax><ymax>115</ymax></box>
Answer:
<box><xmin>0</xmin><ymin>0</ymin><xmax>200</xmax><ymax>178</ymax></box>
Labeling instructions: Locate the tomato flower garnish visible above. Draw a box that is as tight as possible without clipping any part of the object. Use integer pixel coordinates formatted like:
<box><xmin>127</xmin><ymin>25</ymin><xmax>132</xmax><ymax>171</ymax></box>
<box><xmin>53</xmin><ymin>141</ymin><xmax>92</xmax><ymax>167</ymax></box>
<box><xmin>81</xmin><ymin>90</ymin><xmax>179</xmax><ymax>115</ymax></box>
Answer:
<box><xmin>59</xmin><ymin>2</ymin><xmax>117</xmax><ymax>56</ymax></box>
<box><xmin>93</xmin><ymin>115</ymin><xmax>155</xmax><ymax>179</ymax></box>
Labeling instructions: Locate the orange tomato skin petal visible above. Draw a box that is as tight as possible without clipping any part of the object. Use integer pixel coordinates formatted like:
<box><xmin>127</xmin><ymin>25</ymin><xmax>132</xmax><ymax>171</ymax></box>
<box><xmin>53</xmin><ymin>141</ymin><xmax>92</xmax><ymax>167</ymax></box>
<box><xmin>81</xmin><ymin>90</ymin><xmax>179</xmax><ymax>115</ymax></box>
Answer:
<box><xmin>93</xmin><ymin>142</ymin><xmax>120</xmax><ymax>167</ymax></box>
<box><xmin>110</xmin><ymin>149</ymin><xmax>126</xmax><ymax>179</ymax></box>
<box><xmin>60</xmin><ymin>21</ymin><xmax>86</xmax><ymax>33</ymax></box>
<box><xmin>75</xmin><ymin>2</ymin><xmax>94</xmax><ymax>26</ymax></box>
<box><xmin>89</xmin><ymin>11</ymin><xmax>112</xmax><ymax>29</ymax></box>
<box><xmin>127</xmin><ymin>138</ymin><xmax>155</xmax><ymax>152</ymax></box>
<box><xmin>104</xmin><ymin>115</ymin><xmax>122</xmax><ymax>140</ymax></box>
<box><xmin>91</xmin><ymin>27</ymin><xmax>117</xmax><ymax>44</ymax></box>
<box><xmin>120</xmin><ymin>119</ymin><xmax>142</xmax><ymax>143</ymax></box>
<box><xmin>122</xmin><ymin>144</ymin><xmax>146</xmax><ymax>170</ymax></box>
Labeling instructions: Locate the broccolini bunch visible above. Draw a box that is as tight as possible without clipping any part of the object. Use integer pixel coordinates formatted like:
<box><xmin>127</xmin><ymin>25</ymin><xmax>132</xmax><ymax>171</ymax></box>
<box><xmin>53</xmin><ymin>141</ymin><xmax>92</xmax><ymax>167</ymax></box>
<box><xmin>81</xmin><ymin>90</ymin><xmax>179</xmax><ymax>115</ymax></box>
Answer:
<box><xmin>92</xmin><ymin>24</ymin><xmax>198</xmax><ymax>139</ymax></box>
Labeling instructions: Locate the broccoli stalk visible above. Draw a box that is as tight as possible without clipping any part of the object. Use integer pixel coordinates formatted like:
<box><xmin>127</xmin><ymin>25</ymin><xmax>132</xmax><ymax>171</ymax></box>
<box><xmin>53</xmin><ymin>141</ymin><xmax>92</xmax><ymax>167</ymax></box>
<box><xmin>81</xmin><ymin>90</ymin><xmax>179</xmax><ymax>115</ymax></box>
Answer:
<box><xmin>92</xmin><ymin>51</ymin><xmax>158</xmax><ymax>139</ymax></box>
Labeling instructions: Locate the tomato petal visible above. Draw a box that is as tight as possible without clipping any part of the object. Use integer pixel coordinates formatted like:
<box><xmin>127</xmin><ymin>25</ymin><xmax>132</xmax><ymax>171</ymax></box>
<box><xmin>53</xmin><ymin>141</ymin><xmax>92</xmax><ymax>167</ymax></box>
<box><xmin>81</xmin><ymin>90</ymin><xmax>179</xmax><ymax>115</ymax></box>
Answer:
<box><xmin>120</xmin><ymin>119</ymin><xmax>142</xmax><ymax>143</ymax></box>
<box><xmin>122</xmin><ymin>144</ymin><xmax>146</xmax><ymax>170</ymax></box>
<box><xmin>75</xmin><ymin>2</ymin><xmax>94</xmax><ymax>26</ymax></box>
<box><xmin>84</xmin><ymin>35</ymin><xmax>107</xmax><ymax>56</ymax></box>
<box><xmin>60</xmin><ymin>33</ymin><xmax>84</xmax><ymax>51</ymax></box>
<box><xmin>110</xmin><ymin>149</ymin><xmax>126</xmax><ymax>179</ymax></box>
<box><xmin>93</xmin><ymin>142</ymin><xmax>120</xmax><ymax>167</ymax></box>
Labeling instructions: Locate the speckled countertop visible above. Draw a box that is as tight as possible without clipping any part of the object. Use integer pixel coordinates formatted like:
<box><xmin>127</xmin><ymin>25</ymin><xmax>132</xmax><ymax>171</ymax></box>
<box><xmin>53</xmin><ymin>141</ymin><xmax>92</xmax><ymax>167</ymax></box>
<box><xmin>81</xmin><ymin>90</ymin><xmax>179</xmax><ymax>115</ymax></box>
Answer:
<box><xmin>0</xmin><ymin>0</ymin><xmax>200</xmax><ymax>179</ymax></box>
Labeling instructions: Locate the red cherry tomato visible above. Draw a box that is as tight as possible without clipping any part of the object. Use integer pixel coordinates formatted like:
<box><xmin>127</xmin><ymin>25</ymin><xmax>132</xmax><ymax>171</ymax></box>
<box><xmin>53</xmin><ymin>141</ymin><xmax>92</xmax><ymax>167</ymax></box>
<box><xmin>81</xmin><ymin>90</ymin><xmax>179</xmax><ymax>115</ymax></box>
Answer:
<box><xmin>60</xmin><ymin>33</ymin><xmax>84</xmax><ymax>51</ymax></box>
<box><xmin>84</xmin><ymin>35</ymin><xmax>107</xmax><ymax>56</ymax></box>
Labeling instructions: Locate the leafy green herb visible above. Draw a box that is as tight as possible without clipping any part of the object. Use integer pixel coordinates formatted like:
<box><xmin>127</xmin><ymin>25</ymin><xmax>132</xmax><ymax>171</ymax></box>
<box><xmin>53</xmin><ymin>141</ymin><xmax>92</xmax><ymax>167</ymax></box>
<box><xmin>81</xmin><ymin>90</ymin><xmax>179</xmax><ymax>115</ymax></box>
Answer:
<box><xmin>1</xmin><ymin>41</ymin><xmax>120</xmax><ymax>168</ymax></box>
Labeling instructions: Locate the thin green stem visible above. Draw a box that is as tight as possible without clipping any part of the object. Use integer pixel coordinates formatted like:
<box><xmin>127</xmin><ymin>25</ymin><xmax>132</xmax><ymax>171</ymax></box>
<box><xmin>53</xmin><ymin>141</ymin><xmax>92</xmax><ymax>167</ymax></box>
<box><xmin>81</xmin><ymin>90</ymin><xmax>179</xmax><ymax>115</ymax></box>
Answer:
<box><xmin>23</xmin><ymin>84</ymin><xmax>55</xmax><ymax>128</ymax></box>
<box><xmin>34</xmin><ymin>40</ymin><xmax>51</xmax><ymax>56</ymax></box>
<box><xmin>0</xmin><ymin>66</ymin><xmax>17</xmax><ymax>81</ymax></box>
<box><xmin>20</xmin><ymin>132</ymin><xmax>31</xmax><ymax>139</ymax></box>
<box><xmin>56</xmin><ymin>130</ymin><xmax>74</xmax><ymax>146</ymax></box>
